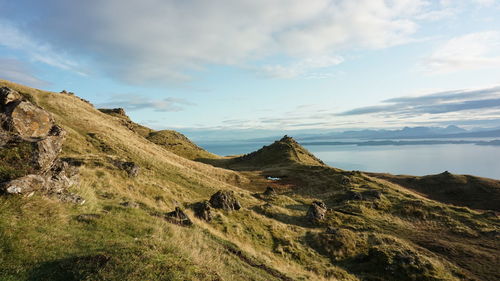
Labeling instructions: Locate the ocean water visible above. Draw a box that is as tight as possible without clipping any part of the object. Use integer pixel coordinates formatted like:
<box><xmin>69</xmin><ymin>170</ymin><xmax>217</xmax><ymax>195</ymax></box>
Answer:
<box><xmin>198</xmin><ymin>141</ymin><xmax>500</xmax><ymax>180</ymax></box>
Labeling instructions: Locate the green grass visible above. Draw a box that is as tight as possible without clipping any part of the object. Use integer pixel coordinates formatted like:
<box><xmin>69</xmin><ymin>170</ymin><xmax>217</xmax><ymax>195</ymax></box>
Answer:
<box><xmin>0</xmin><ymin>141</ymin><xmax>36</xmax><ymax>182</ymax></box>
<box><xmin>0</xmin><ymin>79</ymin><xmax>499</xmax><ymax>281</ymax></box>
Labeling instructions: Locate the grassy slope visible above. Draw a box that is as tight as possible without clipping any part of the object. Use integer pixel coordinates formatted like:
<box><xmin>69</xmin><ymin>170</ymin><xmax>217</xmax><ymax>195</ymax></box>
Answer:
<box><xmin>146</xmin><ymin>130</ymin><xmax>219</xmax><ymax>161</ymax></box>
<box><xmin>202</xmin><ymin>136</ymin><xmax>325</xmax><ymax>170</ymax></box>
<box><xmin>368</xmin><ymin>172</ymin><xmax>500</xmax><ymax>211</ymax></box>
<box><xmin>98</xmin><ymin>108</ymin><xmax>218</xmax><ymax>161</ymax></box>
<box><xmin>0</xmin><ymin>80</ymin><xmax>499</xmax><ymax>281</ymax></box>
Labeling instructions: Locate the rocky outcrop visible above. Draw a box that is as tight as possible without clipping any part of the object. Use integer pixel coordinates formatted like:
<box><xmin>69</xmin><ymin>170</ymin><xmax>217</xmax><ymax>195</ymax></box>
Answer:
<box><xmin>209</xmin><ymin>190</ymin><xmax>242</xmax><ymax>211</ymax></box>
<box><xmin>98</xmin><ymin>108</ymin><xmax>127</xmax><ymax>118</ymax></box>
<box><xmin>0</xmin><ymin>87</ymin><xmax>81</xmax><ymax>202</ymax></box>
<box><xmin>165</xmin><ymin>207</ymin><xmax>193</xmax><ymax>226</ymax></box>
<box><xmin>193</xmin><ymin>200</ymin><xmax>213</xmax><ymax>221</ymax></box>
<box><xmin>306</xmin><ymin>201</ymin><xmax>327</xmax><ymax>222</ymax></box>
<box><xmin>112</xmin><ymin>160</ymin><xmax>140</xmax><ymax>177</ymax></box>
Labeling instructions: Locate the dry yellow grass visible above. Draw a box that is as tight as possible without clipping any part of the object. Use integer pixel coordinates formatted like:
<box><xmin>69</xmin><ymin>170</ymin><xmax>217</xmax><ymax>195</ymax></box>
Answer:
<box><xmin>1</xmin><ymin>79</ymin><xmax>499</xmax><ymax>281</ymax></box>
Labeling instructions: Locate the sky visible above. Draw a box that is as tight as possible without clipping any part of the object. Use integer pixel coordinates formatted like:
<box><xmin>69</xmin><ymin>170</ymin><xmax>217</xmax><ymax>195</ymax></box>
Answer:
<box><xmin>1</xmin><ymin>0</ymin><xmax>500</xmax><ymax>138</ymax></box>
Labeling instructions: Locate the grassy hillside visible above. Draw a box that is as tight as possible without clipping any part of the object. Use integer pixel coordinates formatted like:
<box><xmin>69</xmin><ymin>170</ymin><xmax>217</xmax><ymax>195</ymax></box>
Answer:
<box><xmin>146</xmin><ymin>130</ymin><xmax>218</xmax><ymax>161</ymax></box>
<box><xmin>98</xmin><ymin>108</ymin><xmax>217</xmax><ymax>161</ymax></box>
<box><xmin>369</xmin><ymin>172</ymin><xmax>500</xmax><ymax>211</ymax></box>
<box><xmin>204</xmin><ymin>135</ymin><xmax>325</xmax><ymax>170</ymax></box>
<box><xmin>1</xmin><ymin>79</ymin><xmax>499</xmax><ymax>281</ymax></box>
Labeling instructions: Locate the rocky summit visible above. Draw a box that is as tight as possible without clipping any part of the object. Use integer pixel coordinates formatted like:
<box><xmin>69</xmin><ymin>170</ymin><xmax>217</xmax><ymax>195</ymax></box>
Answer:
<box><xmin>0</xmin><ymin>80</ymin><xmax>499</xmax><ymax>281</ymax></box>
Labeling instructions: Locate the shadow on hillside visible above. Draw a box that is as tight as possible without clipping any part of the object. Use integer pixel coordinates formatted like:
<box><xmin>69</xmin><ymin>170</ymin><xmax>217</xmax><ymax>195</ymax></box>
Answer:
<box><xmin>195</xmin><ymin>157</ymin><xmax>235</xmax><ymax>169</ymax></box>
<box><xmin>26</xmin><ymin>254</ymin><xmax>110</xmax><ymax>281</ymax></box>
<box><xmin>251</xmin><ymin>205</ymin><xmax>315</xmax><ymax>228</ymax></box>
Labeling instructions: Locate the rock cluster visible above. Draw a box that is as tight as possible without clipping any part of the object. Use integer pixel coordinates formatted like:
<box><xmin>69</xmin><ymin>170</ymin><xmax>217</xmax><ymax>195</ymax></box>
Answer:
<box><xmin>193</xmin><ymin>200</ymin><xmax>213</xmax><ymax>221</ymax></box>
<box><xmin>209</xmin><ymin>190</ymin><xmax>242</xmax><ymax>211</ymax></box>
<box><xmin>306</xmin><ymin>201</ymin><xmax>328</xmax><ymax>222</ymax></box>
<box><xmin>0</xmin><ymin>87</ymin><xmax>82</xmax><ymax>203</ymax></box>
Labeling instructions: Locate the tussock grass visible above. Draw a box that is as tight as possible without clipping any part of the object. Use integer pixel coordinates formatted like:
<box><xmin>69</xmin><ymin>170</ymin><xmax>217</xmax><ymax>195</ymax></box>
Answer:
<box><xmin>1</xmin><ymin>79</ymin><xmax>499</xmax><ymax>281</ymax></box>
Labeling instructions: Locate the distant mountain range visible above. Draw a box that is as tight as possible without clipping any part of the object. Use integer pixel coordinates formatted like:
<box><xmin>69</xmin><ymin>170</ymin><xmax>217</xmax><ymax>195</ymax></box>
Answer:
<box><xmin>298</xmin><ymin>125</ymin><xmax>500</xmax><ymax>141</ymax></box>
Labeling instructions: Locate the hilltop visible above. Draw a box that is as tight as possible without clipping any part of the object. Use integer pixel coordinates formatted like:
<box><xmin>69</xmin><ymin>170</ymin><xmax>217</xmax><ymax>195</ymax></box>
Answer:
<box><xmin>211</xmin><ymin>135</ymin><xmax>325</xmax><ymax>170</ymax></box>
<box><xmin>98</xmin><ymin>108</ymin><xmax>217</xmax><ymax>160</ymax></box>
<box><xmin>0</xmin><ymin>79</ymin><xmax>499</xmax><ymax>281</ymax></box>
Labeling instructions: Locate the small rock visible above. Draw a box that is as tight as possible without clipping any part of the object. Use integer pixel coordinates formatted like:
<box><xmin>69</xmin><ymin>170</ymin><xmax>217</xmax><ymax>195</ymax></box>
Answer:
<box><xmin>263</xmin><ymin>186</ymin><xmax>277</xmax><ymax>196</ymax></box>
<box><xmin>209</xmin><ymin>190</ymin><xmax>242</xmax><ymax>211</ymax></box>
<box><xmin>362</xmin><ymin>190</ymin><xmax>382</xmax><ymax>200</ymax></box>
<box><xmin>120</xmin><ymin>201</ymin><xmax>139</xmax><ymax>208</ymax></box>
<box><xmin>112</xmin><ymin>160</ymin><xmax>139</xmax><ymax>177</ymax></box>
<box><xmin>165</xmin><ymin>207</ymin><xmax>193</xmax><ymax>226</ymax></box>
<box><xmin>341</xmin><ymin>176</ymin><xmax>351</xmax><ymax>186</ymax></box>
<box><xmin>1</xmin><ymin>174</ymin><xmax>46</xmax><ymax>194</ymax></box>
<box><xmin>325</xmin><ymin>226</ymin><xmax>339</xmax><ymax>235</ymax></box>
<box><xmin>346</xmin><ymin>191</ymin><xmax>363</xmax><ymax>201</ymax></box>
<box><xmin>306</xmin><ymin>201</ymin><xmax>328</xmax><ymax>222</ymax></box>
<box><xmin>193</xmin><ymin>201</ymin><xmax>213</xmax><ymax>221</ymax></box>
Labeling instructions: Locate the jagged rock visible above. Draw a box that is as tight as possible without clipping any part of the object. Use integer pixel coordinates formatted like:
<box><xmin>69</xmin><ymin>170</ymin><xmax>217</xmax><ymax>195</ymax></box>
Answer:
<box><xmin>193</xmin><ymin>200</ymin><xmax>213</xmax><ymax>221</ymax></box>
<box><xmin>113</xmin><ymin>160</ymin><xmax>140</xmax><ymax>177</ymax></box>
<box><xmin>46</xmin><ymin>160</ymin><xmax>79</xmax><ymax>192</ymax></box>
<box><xmin>99</xmin><ymin>108</ymin><xmax>127</xmax><ymax>117</ymax></box>
<box><xmin>165</xmin><ymin>207</ymin><xmax>193</xmax><ymax>226</ymax></box>
<box><xmin>306</xmin><ymin>201</ymin><xmax>327</xmax><ymax>222</ymax></box>
<box><xmin>1</xmin><ymin>174</ymin><xmax>46</xmax><ymax>194</ymax></box>
<box><xmin>263</xmin><ymin>186</ymin><xmax>277</xmax><ymax>196</ymax></box>
<box><xmin>1</xmin><ymin>159</ymin><xmax>79</xmax><ymax>195</ymax></box>
<box><xmin>0</xmin><ymin>87</ymin><xmax>22</xmax><ymax>106</ymax></box>
<box><xmin>209</xmin><ymin>190</ymin><xmax>242</xmax><ymax>211</ymax></box>
<box><xmin>341</xmin><ymin>176</ymin><xmax>351</xmax><ymax>186</ymax></box>
<box><xmin>0</xmin><ymin>87</ymin><xmax>81</xmax><ymax>202</ymax></box>
<box><xmin>346</xmin><ymin>191</ymin><xmax>363</xmax><ymax>201</ymax></box>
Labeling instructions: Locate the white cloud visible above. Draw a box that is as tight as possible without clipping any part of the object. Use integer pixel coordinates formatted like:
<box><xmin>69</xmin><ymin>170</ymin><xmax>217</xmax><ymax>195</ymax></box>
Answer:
<box><xmin>420</xmin><ymin>31</ymin><xmax>500</xmax><ymax>74</ymax></box>
<box><xmin>97</xmin><ymin>94</ymin><xmax>194</xmax><ymax>112</ymax></box>
<box><xmin>0</xmin><ymin>58</ymin><xmax>49</xmax><ymax>87</ymax></box>
<box><xmin>473</xmin><ymin>0</ymin><xmax>498</xmax><ymax>6</ymax></box>
<box><xmin>261</xmin><ymin>56</ymin><xmax>344</xmax><ymax>79</ymax></box>
<box><xmin>1</xmin><ymin>0</ymin><xmax>430</xmax><ymax>84</ymax></box>
<box><xmin>0</xmin><ymin>22</ymin><xmax>84</xmax><ymax>74</ymax></box>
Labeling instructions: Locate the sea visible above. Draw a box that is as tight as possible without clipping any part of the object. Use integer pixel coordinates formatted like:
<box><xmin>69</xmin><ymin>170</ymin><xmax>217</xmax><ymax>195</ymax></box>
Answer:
<box><xmin>197</xmin><ymin>139</ymin><xmax>500</xmax><ymax>180</ymax></box>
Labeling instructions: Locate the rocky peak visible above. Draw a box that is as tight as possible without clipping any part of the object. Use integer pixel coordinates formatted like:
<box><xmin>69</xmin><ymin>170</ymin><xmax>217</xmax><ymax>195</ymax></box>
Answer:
<box><xmin>98</xmin><ymin>108</ymin><xmax>129</xmax><ymax>119</ymax></box>
<box><xmin>0</xmin><ymin>87</ymin><xmax>82</xmax><ymax>203</ymax></box>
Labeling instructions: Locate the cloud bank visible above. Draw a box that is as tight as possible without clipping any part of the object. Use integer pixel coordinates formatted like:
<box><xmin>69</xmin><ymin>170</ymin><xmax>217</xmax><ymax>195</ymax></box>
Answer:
<box><xmin>1</xmin><ymin>0</ymin><xmax>431</xmax><ymax>83</ymax></box>
<box><xmin>97</xmin><ymin>95</ymin><xmax>194</xmax><ymax>112</ymax></box>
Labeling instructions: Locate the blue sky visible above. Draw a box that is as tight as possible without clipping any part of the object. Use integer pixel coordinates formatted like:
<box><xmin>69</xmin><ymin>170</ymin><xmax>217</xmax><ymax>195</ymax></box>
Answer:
<box><xmin>1</xmin><ymin>0</ymin><xmax>500</xmax><ymax>137</ymax></box>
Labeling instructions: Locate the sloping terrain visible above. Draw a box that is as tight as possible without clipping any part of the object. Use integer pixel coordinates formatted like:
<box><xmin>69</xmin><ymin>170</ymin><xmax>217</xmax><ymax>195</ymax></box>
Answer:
<box><xmin>146</xmin><ymin>130</ymin><xmax>218</xmax><ymax>160</ymax></box>
<box><xmin>210</xmin><ymin>135</ymin><xmax>325</xmax><ymax>170</ymax></box>
<box><xmin>0</xmin><ymin>79</ymin><xmax>499</xmax><ymax>281</ymax></box>
<box><xmin>98</xmin><ymin>108</ymin><xmax>217</xmax><ymax>161</ymax></box>
<box><xmin>369</xmin><ymin>172</ymin><xmax>500</xmax><ymax>211</ymax></box>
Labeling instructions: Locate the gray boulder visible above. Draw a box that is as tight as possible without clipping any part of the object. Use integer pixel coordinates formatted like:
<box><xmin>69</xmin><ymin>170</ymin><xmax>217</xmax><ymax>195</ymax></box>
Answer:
<box><xmin>306</xmin><ymin>201</ymin><xmax>328</xmax><ymax>222</ymax></box>
<box><xmin>209</xmin><ymin>190</ymin><xmax>242</xmax><ymax>211</ymax></box>
<box><xmin>0</xmin><ymin>87</ymin><xmax>81</xmax><ymax>202</ymax></box>
<box><xmin>193</xmin><ymin>200</ymin><xmax>213</xmax><ymax>221</ymax></box>
<box><xmin>165</xmin><ymin>207</ymin><xmax>193</xmax><ymax>226</ymax></box>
